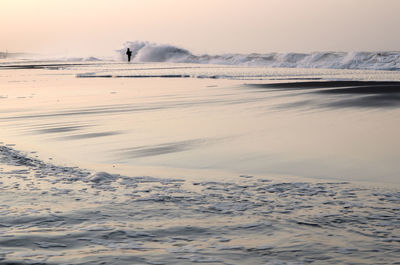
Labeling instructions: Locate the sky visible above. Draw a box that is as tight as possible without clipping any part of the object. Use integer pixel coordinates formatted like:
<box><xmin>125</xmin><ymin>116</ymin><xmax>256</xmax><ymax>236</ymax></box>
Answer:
<box><xmin>1</xmin><ymin>0</ymin><xmax>400</xmax><ymax>56</ymax></box>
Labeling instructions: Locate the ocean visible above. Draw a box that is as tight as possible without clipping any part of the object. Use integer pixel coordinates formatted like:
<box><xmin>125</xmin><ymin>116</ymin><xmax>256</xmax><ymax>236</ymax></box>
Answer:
<box><xmin>0</xmin><ymin>55</ymin><xmax>399</xmax><ymax>264</ymax></box>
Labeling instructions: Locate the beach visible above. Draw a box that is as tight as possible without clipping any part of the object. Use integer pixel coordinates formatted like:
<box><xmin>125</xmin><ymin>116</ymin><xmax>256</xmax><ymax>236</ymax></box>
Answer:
<box><xmin>0</xmin><ymin>61</ymin><xmax>399</xmax><ymax>264</ymax></box>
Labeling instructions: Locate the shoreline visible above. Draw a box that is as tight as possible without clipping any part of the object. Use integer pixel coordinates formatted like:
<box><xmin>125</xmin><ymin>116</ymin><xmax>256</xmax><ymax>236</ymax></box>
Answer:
<box><xmin>1</xmin><ymin>141</ymin><xmax>399</xmax><ymax>193</ymax></box>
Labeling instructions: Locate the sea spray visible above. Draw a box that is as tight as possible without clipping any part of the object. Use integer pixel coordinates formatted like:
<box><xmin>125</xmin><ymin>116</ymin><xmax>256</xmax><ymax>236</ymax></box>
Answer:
<box><xmin>120</xmin><ymin>41</ymin><xmax>400</xmax><ymax>70</ymax></box>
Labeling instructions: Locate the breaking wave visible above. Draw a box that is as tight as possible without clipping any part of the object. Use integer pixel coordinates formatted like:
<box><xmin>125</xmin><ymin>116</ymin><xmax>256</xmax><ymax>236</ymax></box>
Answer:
<box><xmin>120</xmin><ymin>41</ymin><xmax>400</xmax><ymax>71</ymax></box>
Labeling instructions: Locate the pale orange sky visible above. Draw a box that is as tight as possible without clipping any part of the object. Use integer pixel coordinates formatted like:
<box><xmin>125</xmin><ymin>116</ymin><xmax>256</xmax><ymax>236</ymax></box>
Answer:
<box><xmin>1</xmin><ymin>0</ymin><xmax>400</xmax><ymax>56</ymax></box>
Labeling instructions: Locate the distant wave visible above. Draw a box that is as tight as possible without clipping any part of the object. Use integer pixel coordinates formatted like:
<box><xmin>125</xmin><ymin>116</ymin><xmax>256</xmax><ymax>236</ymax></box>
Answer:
<box><xmin>0</xmin><ymin>52</ymin><xmax>103</xmax><ymax>62</ymax></box>
<box><xmin>120</xmin><ymin>41</ymin><xmax>400</xmax><ymax>71</ymax></box>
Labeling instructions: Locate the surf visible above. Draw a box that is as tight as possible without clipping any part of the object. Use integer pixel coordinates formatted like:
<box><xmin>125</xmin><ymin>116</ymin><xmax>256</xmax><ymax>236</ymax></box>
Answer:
<box><xmin>119</xmin><ymin>41</ymin><xmax>400</xmax><ymax>71</ymax></box>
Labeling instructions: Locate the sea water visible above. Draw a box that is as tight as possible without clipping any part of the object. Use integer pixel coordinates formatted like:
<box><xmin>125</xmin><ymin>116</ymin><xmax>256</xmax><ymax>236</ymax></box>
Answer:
<box><xmin>0</xmin><ymin>60</ymin><xmax>399</xmax><ymax>264</ymax></box>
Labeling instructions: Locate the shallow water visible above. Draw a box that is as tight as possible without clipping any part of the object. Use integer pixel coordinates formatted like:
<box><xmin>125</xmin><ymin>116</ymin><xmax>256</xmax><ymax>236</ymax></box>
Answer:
<box><xmin>0</xmin><ymin>61</ymin><xmax>399</xmax><ymax>264</ymax></box>
<box><xmin>0</xmin><ymin>145</ymin><xmax>399</xmax><ymax>265</ymax></box>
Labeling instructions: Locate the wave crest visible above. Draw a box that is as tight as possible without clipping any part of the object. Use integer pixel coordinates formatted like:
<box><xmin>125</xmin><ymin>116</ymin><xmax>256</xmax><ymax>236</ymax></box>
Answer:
<box><xmin>121</xmin><ymin>41</ymin><xmax>193</xmax><ymax>63</ymax></box>
<box><xmin>119</xmin><ymin>41</ymin><xmax>400</xmax><ymax>71</ymax></box>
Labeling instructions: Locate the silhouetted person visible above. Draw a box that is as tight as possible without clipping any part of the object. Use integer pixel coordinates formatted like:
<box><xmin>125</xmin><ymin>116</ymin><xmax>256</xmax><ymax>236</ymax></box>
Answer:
<box><xmin>126</xmin><ymin>48</ymin><xmax>132</xmax><ymax>62</ymax></box>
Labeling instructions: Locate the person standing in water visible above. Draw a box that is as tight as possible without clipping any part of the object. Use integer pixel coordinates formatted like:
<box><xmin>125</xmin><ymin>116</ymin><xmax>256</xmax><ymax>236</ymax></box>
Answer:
<box><xmin>126</xmin><ymin>48</ymin><xmax>132</xmax><ymax>62</ymax></box>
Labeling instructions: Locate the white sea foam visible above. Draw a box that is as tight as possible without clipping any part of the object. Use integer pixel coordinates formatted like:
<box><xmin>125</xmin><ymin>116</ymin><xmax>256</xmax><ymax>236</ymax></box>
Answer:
<box><xmin>119</xmin><ymin>41</ymin><xmax>400</xmax><ymax>70</ymax></box>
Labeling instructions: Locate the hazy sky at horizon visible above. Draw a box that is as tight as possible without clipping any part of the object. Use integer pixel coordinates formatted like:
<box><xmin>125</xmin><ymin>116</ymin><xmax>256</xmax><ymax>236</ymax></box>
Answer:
<box><xmin>1</xmin><ymin>0</ymin><xmax>400</xmax><ymax>56</ymax></box>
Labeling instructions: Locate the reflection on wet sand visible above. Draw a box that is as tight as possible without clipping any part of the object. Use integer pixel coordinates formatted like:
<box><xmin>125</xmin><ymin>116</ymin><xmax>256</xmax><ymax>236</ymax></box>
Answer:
<box><xmin>0</xmin><ymin>74</ymin><xmax>399</xmax><ymax>183</ymax></box>
<box><xmin>246</xmin><ymin>81</ymin><xmax>400</xmax><ymax>108</ymax></box>
<box><xmin>119</xmin><ymin>139</ymin><xmax>213</xmax><ymax>158</ymax></box>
